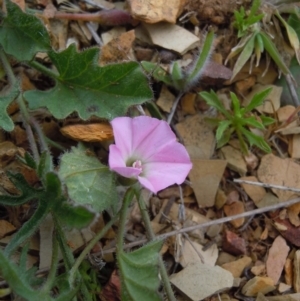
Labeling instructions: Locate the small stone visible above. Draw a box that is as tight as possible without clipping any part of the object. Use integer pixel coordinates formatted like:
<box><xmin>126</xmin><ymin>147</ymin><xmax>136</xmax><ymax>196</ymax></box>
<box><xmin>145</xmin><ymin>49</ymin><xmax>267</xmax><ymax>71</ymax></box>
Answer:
<box><xmin>223</xmin><ymin>230</ymin><xmax>246</xmax><ymax>256</ymax></box>
<box><xmin>242</xmin><ymin>276</ymin><xmax>275</xmax><ymax>297</ymax></box>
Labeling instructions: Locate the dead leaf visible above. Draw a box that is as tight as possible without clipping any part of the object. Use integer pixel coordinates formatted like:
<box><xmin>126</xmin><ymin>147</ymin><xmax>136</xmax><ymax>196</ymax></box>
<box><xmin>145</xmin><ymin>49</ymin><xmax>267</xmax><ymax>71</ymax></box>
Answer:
<box><xmin>60</xmin><ymin>123</ymin><xmax>113</xmax><ymax>142</ymax></box>
<box><xmin>170</xmin><ymin>262</ymin><xmax>234</xmax><ymax>301</ymax></box>
<box><xmin>223</xmin><ymin>200</ymin><xmax>245</xmax><ymax>228</ymax></box>
<box><xmin>257</xmin><ymin>154</ymin><xmax>300</xmax><ymax>201</ymax></box>
<box><xmin>176</xmin><ymin>114</ymin><xmax>216</xmax><ymax>159</ymax></box>
<box><xmin>99</xmin><ymin>30</ymin><xmax>135</xmax><ymax>65</ymax></box>
<box><xmin>142</xmin><ymin>23</ymin><xmax>199</xmax><ymax>55</ymax></box>
<box><xmin>189</xmin><ymin>159</ymin><xmax>227</xmax><ymax>207</ymax></box>
<box><xmin>221</xmin><ymin>256</ymin><xmax>252</xmax><ymax>278</ymax></box>
<box><xmin>266</xmin><ymin>236</ymin><xmax>290</xmax><ymax>284</ymax></box>
<box><xmin>156</xmin><ymin>85</ymin><xmax>175</xmax><ymax>113</ymax></box>
<box><xmin>239</xmin><ymin>176</ymin><xmax>266</xmax><ymax>206</ymax></box>
<box><xmin>0</xmin><ymin>220</ymin><xmax>16</xmax><ymax>238</ymax></box>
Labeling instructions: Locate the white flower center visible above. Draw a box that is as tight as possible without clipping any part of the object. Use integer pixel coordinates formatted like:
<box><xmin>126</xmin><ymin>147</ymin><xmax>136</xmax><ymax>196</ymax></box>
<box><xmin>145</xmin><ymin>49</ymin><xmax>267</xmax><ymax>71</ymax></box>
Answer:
<box><xmin>132</xmin><ymin>160</ymin><xmax>143</xmax><ymax>171</ymax></box>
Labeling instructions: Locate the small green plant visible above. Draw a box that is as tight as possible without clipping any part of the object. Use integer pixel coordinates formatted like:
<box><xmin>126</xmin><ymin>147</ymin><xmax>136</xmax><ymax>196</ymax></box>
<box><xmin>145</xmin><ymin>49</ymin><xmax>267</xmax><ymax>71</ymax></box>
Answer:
<box><xmin>199</xmin><ymin>87</ymin><xmax>275</xmax><ymax>154</ymax></box>
<box><xmin>226</xmin><ymin>0</ymin><xmax>300</xmax><ymax>79</ymax></box>
<box><xmin>141</xmin><ymin>31</ymin><xmax>214</xmax><ymax>92</ymax></box>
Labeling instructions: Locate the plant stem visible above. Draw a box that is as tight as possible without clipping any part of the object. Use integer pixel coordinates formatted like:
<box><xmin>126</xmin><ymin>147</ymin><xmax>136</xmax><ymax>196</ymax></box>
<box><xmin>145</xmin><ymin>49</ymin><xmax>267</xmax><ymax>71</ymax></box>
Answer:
<box><xmin>69</xmin><ymin>213</ymin><xmax>120</xmax><ymax>286</ymax></box>
<box><xmin>41</xmin><ymin>232</ymin><xmax>59</xmax><ymax>294</ymax></box>
<box><xmin>167</xmin><ymin>92</ymin><xmax>183</xmax><ymax>125</ymax></box>
<box><xmin>137</xmin><ymin>190</ymin><xmax>176</xmax><ymax>301</ymax></box>
<box><xmin>28</xmin><ymin>60</ymin><xmax>59</xmax><ymax>79</ymax></box>
<box><xmin>116</xmin><ymin>187</ymin><xmax>135</xmax><ymax>251</ymax></box>
<box><xmin>0</xmin><ymin>47</ymin><xmax>16</xmax><ymax>84</ymax></box>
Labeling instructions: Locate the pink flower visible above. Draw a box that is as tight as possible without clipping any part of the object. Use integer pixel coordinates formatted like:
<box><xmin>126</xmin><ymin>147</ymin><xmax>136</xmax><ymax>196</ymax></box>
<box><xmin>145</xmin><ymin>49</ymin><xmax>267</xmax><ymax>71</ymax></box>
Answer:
<box><xmin>109</xmin><ymin>116</ymin><xmax>192</xmax><ymax>194</ymax></box>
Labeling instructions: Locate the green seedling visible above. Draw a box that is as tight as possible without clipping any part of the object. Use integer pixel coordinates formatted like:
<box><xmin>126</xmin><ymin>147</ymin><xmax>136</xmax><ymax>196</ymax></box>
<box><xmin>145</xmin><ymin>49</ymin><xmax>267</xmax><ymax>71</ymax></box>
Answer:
<box><xmin>199</xmin><ymin>87</ymin><xmax>275</xmax><ymax>154</ymax></box>
<box><xmin>141</xmin><ymin>30</ymin><xmax>214</xmax><ymax>91</ymax></box>
<box><xmin>226</xmin><ymin>0</ymin><xmax>300</xmax><ymax>80</ymax></box>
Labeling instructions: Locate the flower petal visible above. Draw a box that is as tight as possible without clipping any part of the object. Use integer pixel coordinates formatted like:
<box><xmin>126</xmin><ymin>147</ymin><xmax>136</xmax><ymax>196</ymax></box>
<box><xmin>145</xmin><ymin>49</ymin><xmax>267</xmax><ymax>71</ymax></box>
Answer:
<box><xmin>110</xmin><ymin>117</ymin><xmax>133</xmax><ymax>159</ymax></box>
<box><xmin>130</xmin><ymin>116</ymin><xmax>177</xmax><ymax>160</ymax></box>
<box><xmin>138</xmin><ymin>161</ymin><xmax>192</xmax><ymax>194</ymax></box>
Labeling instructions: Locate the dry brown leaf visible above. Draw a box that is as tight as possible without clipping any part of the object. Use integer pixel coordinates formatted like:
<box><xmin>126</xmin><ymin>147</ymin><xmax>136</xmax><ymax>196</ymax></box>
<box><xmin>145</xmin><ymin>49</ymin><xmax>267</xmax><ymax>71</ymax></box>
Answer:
<box><xmin>221</xmin><ymin>256</ymin><xmax>252</xmax><ymax>278</ymax></box>
<box><xmin>99</xmin><ymin>30</ymin><xmax>135</xmax><ymax>65</ymax></box>
<box><xmin>288</xmin><ymin>203</ymin><xmax>300</xmax><ymax>227</ymax></box>
<box><xmin>294</xmin><ymin>250</ymin><xmax>300</xmax><ymax>292</ymax></box>
<box><xmin>239</xmin><ymin>176</ymin><xmax>266</xmax><ymax>206</ymax></box>
<box><xmin>0</xmin><ymin>220</ymin><xmax>16</xmax><ymax>238</ymax></box>
<box><xmin>189</xmin><ymin>159</ymin><xmax>227</xmax><ymax>207</ymax></box>
<box><xmin>181</xmin><ymin>93</ymin><xmax>197</xmax><ymax>115</ymax></box>
<box><xmin>156</xmin><ymin>85</ymin><xmax>175</xmax><ymax>113</ymax></box>
<box><xmin>60</xmin><ymin>123</ymin><xmax>113</xmax><ymax>142</ymax></box>
<box><xmin>170</xmin><ymin>262</ymin><xmax>234</xmax><ymax>301</ymax></box>
<box><xmin>242</xmin><ymin>276</ymin><xmax>275</xmax><ymax>297</ymax></box>
<box><xmin>176</xmin><ymin>114</ymin><xmax>216</xmax><ymax>159</ymax></box>
<box><xmin>223</xmin><ymin>200</ymin><xmax>245</xmax><ymax>228</ymax></box>
<box><xmin>266</xmin><ymin>236</ymin><xmax>290</xmax><ymax>284</ymax></box>
<box><xmin>257</xmin><ymin>154</ymin><xmax>300</xmax><ymax>201</ymax></box>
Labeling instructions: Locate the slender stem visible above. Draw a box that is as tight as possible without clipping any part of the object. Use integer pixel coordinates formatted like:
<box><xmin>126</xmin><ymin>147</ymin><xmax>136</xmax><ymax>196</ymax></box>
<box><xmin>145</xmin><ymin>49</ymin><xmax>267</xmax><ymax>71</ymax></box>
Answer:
<box><xmin>116</xmin><ymin>187</ymin><xmax>135</xmax><ymax>251</ymax></box>
<box><xmin>167</xmin><ymin>92</ymin><xmax>183</xmax><ymax>125</ymax></box>
<box><xmin>53</xmin><ymin>216</ymin><xmax>74</xmax><ymax>270</ymax></box>
<box><xmin>0</xmin><ymin>47</ymin><xmax>16</xmax><ymax>84</ymax></box>
<box><xmin>69</xmin><ymin>213</ymin><xmax>120</xmax><ymax>285</ymax></box>
<box><xmin>28</xmin><ymin>60</ymin><xmax>59</xmax><ymax>79</ymax></box>
<box><xmin>30</xmin><ymin>117</ymin><xmax>49</xmax><ymax>153</ymax></box>
<box><xmin>41</xmin><ymin>232</ymin><xmax>59</xmax><ymax>293</ymax></box>
<box><xmin>45</xmin><ymin>137</ymin><xmax>66</xmax><ymax>151</ymax></box>
<box><xmin>137</xmin><ymin>190</ymin><xmax>176</xmax><ymax>301</ymax></box>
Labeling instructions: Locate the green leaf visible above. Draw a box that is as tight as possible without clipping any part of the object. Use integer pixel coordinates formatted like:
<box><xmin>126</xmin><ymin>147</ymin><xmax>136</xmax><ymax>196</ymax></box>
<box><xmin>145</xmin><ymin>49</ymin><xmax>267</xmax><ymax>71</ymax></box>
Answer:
<box><xmin>59</xmin><ymin>144</ymin><xmax>118</xmax><ymax>212</ymax></box>
<box><xmin>37</xmin><ymin>151</ymin><xmax>54</xmax><ymax>182</ymax></box>
<box><xmin>216</xmin><ymin>120</ymin><xmax>232</xmax><ymax>142</ymax></box>
<box><xmin>240</xmin><ymin>127</ymin><xmax>271</xmax><ymax>153</ymax></box>
<box><xmin>216</xmin><ymin>128</ymin><xmax>233</xmax><ymax>148</ymax></box>
<box><xmin>230</xmin><ymin>92</ymin><xmax>241</xmax><ymax>115</ymax></box>
<box><xmin>141</xmin><ymin>61</ymin><xmax>173</xmax><ymax>86</ymax></box>
<box><xmin>118</xmin><ymin>240</ymin><xmax>163</xmax><ymax>301</ymax></box>
<box><xmin>260</xmin><ymin>115</ymin><xmax>275</xmax><ymax>126</ymax></box>
<box><xmin>54</xmin><ymin>204</ymin><xmax>95</xmax><ymax>229</ymax></box>
<box><xmin>0</xmin><ymin>0</ymin><xmax>51</xmax><ymax>61</ymax></box>
<box><xmin>25</xmin><ymin>45</ymin><xmax>153</xmax><ymax>120</ymax></box>
<box><xmin>0</xmin><ymin>80</ymin><xmax>20</xmax><ymax>131</ymax></box>
<box><xmin>199</xmin><ymin>90</ymin><xmax>231</xmax><ymax>119</ymax></box>
<box><xmin>244</xmin><ymin>87</ymin><xmax>272</xmax><ymax>113</ymax></box>
<box><xmin>259</xmin><ymin>32</ymin><xmax>291</xmax><ymax>76</ymax></box>
<box><xmin>5</xmin><ymin>196</ymin><xmax>51</xmax><ymax>256</ymax></box>
<box><xmin>0</xmin><ymin>249</ymin><xmax>36</xmax><ymax>300</ymax></box>
<box><xmin>186</xmin><ymin>31</ymin><xmax>214</xmax><ymax>86</ymax></box>
<box><xmin>231</xmin><ymin>32</ymin><xmax>256</xmax><ymax>80</ymax></box>
<box><xmin>0</xmin><ymin>173</ymin><xmax>42</xmax><ymax>206</ymax></box>
<box><xmin>244</xmin><ymin>116</ymin><xmax>265</xmax><ymax>129</ymax></box>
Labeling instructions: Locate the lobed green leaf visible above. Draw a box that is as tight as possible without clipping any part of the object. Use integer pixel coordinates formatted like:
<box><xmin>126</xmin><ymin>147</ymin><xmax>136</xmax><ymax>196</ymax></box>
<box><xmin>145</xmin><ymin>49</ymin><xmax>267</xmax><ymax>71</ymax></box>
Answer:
<box><xmin>58</xmin><ymin>144</ymin><xmax>118</xmax><ymax>212</ymax></box>
<box><xmin>118</xmin><ymin>240</ymin><xmax>163</xmax><ymax>301</ymax></box>
<box><xmin>25</xmin><ymin>45</ymin><xmax>153</xmax><ymax>120</ymax></box>
<box><xmin>244</xmin><ymin>87</ymin><xmax>272</xmax><ymax>114</ymax></box>
<box><xmin>0</xmin><ymin>0</ymin><xmax>51</xmax><ymax>61</ymax></box>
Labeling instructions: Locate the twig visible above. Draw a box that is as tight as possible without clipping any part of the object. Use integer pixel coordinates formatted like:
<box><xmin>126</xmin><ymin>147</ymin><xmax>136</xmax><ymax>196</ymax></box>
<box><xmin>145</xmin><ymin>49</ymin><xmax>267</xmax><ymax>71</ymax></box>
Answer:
<box><xmin>167</xmin><ymin>92</ymin><xmax>183</xmax><ymax>124</ymax></box>
<box><xmin>86</xmin><ymin>22</ymin><xmax>103</xmax><ymax>46</ymax></box>
<box><xmin>234</xmin><ymin>179</ymin><xmax>300</xmax><ymax>193</ymax></box>
<box><xmin>96</xmin><ymin>195</ymin><xmax>300</xmax><ymax>256</ymax></box>
<box><xmin>3</xmin><ymin>196</ymin><xmax>298</xmax><ymax>288</ymax></box>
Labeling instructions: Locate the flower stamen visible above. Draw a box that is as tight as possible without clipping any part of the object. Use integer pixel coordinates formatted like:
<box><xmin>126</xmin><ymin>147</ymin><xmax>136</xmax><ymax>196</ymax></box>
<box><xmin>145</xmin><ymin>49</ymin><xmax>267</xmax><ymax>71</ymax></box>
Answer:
<box><xmin>132</xmin><ymin>160</ymin><xmax>143</xmax><ymax>171</ymax></box>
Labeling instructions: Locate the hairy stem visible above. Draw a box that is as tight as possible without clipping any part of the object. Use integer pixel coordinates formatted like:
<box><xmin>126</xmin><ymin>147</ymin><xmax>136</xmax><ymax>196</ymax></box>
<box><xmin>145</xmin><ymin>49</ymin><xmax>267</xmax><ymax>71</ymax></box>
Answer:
<box><xmin>28</xmin><ymin>60</ymin><xmax>59</xmax><ymax>79</ymax></box>
<box><xmin>69</xmin><ymin>213</ymin><xmax>120</xmax><ymax>286</ymax></box>
<box><xmin>137</xmin><ymin>190</ymin><xmax>176</xmax><ymax>301</ymax></box>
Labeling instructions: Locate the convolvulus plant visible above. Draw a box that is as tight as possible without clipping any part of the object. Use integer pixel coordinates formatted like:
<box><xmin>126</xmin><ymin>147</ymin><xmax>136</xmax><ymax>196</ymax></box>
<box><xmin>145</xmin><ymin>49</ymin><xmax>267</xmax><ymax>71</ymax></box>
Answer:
<box><xmin>0</xmin><ymin>0</ymin><xmax>193</xmax><ymax>300</ymax></box>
